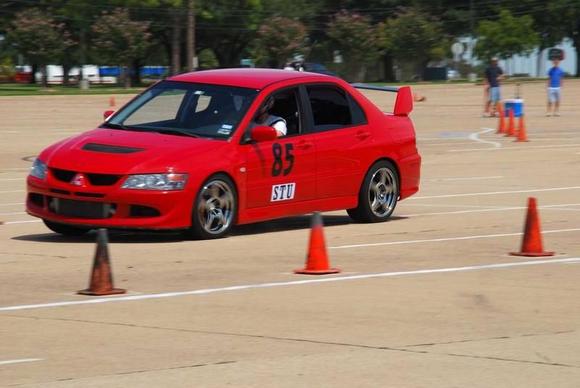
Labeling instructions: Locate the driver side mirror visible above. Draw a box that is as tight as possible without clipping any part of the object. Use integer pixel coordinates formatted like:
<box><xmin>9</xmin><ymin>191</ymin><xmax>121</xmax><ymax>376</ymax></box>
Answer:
<box><xmin>250</xmin><ymin>125</ymin><xmax>277</xmax><ymax>142</ymax></box>
<box><xmin>103</xmin><ymin>110</ymin><xmax>115</xmax><ymax>120</ymax></box>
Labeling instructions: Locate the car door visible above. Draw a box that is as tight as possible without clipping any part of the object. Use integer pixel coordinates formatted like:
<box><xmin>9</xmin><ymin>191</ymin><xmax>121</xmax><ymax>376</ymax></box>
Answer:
<box><xmin>244</xmin><ymin>87</ymin><xmax>317</xmax><ymax>209</ymax></box>
<box><xmin>303</xmin><ymin>84</ymin><xmax>370</xmax><ymax>199</ymax></box>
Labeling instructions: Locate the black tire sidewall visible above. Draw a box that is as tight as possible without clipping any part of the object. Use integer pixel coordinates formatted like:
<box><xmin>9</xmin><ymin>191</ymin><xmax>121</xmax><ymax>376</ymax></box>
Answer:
<box><xmin>189</xmin><ymin>174</ymin><xmax>237</xmax><ymax>239</ymax></box>
<box><xmin>357</xmin><ymin>160</ymin><xmax>399</xmax><ymax>223</ymax></box>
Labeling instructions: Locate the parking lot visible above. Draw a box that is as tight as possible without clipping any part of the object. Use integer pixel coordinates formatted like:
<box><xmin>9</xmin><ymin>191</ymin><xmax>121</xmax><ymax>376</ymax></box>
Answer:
<box><xmin>1</xmin><ymin>81</ymin><xmax>580</xmax><ymax>387</ymax></box>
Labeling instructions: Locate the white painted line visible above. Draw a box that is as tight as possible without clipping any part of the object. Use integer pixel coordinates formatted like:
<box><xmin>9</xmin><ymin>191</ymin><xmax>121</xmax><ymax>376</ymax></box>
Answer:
<box><xmin>410</xmin><ymin>186</ymin><xmax>580</xmax><ymax>200</ymax></box>
<box><xmin>545</xmin><ymin>208</ymin><xmax>580</xmax><ymax>212</ymax></box>
<box><xmin>3</xmin><ymin>220</ymin><xmax>41</xmax><ymax>225</ymax></box>
<box><xmin>469</xmin><ymin>128</ymin><xmax>501</xmax><ymax>148</ymax></box>
<box><xmin>403</xmin><ymin>203</ymin><xmax>507</xmax><ymax>209</ymax></box>
<box><xmin>406</xmin><ymin>203</ymin><xmax>580</xmax><ymax>210</ymax></box>
<box><xmin>0</xmin><ymin>168</ymin><xmax>30</xmax><ymax>172</ymax></box>
<box><xmin>0</xmin><ymin>190</ymin><xmax>25</xmax><ymax>194</ymax></box>
<box><xmin>401</xmin><ymin>203</ymin><xmax>580</xmax><ymax>217</ymax></box>
<box><xmin>417</xmin><ymin>137</ymin><xmax>459</xmax><ymax>141</ymax></box>
<box><xmin>449</xmin><ymin>143</ymin><xmax>580</xmax><ymax>153</ymax></box>
<box><xmin>426</xmin><ymin>176</ymin><xmax>503</xmax><ymax>182</ymax></box>
<box><xmin>0</xmin><ymin>178</ymin><xmax>24</xmax><ymax>182</ymax></box>
<box><xmin>400</xmin><ymin>206</ymin><xmax>523</xmax><ymax>217</ymax></box>
<box><xmin>330</xmin><ymin>228</ymin><xmax>580</xmax><ymax>250</ymax></box>
<box><xmin>0</xmin><ymin>358</ymin><xmax>43</xmax><ymax>366</ymax></box>
<box><xmin>1</xmin><ymin>258</ymin><xmax>579</xmax><ymax>312</ymax></box>
<box><xmin>0</xmin><ymin>202</ymin><xmax>24</xmax><ymax>207</ymax></box>
<box><xmin>0</xmin><ymin>212</ymin><xmax>26</xmax><ymax>216</ymax></box>
<box><xmin>420</xmin><ymin>142</ymin><xmax>481</xmax><ymax>146</ymax></box>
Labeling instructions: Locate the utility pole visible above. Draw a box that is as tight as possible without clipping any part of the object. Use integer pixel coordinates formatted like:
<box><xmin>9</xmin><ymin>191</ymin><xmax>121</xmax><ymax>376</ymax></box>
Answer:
<box><xmin>186</xmin><ymin>0</ymin><xmax>196</xmax><ymax>72</ymax></box>
<box><xmin>171</xmin><ymin>9</ymin><xmax>181</xmax><ymax>75</ymax></box>
<box><xmin>469</xmin><ymin>0</ymin><xmax>474</xmax><ymax>35</ymax></box>
<box><xmin>469</xmin><ymin>0</ymin><xmax>475</xmax><ymax>67</ymax></box>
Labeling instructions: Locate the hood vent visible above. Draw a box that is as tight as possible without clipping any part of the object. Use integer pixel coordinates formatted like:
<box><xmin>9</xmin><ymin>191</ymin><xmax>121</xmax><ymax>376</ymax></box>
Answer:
<box><xmin>82</xmin><ymin>143</ymin><xmax>145</xmax><ymax>154</ymax></box>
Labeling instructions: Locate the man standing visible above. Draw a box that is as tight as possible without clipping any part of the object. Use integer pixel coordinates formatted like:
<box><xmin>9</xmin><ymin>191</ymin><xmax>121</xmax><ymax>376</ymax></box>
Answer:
<box><xmin>483</xmin><ymin>57</ymin><xmax>504</xmax><ymax>117</ymax></box>
<box><xmin>547</xmin><ymin>59</ymin><xmax>564</xmax><ymax>116</ymax></box>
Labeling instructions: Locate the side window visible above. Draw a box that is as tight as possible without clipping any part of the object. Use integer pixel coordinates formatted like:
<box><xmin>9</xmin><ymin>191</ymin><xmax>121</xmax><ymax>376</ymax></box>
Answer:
<box><xmin>269</xmin><ymin>88</ymin><xmax>300</xmax><ymax>137</ymax></box>
<box><xmin>349</xmin><ymin>96</ymin><xmax>367</xmax><ymax>126</ymax></box>
<box><xmin>195</xmin><ymin>94</ymin><xmax>212</xmax><ymax>112</ymax></box>
<box><xmin>252</xmin><ymin>88</ymin><xmax>301</xmax><ymax>137</ymax></box>
<box><xmin>307</xmin><ymin>86</ymin><xmax>352</xmax><ymax>131</ymax></box>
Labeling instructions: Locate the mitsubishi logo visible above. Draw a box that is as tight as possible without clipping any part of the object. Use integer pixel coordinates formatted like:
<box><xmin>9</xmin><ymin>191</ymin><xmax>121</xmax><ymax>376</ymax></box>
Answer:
<box><xmin>70</xmin><ymin>173</ymin><xmax>87</xmax><ymax>187</ymax></box>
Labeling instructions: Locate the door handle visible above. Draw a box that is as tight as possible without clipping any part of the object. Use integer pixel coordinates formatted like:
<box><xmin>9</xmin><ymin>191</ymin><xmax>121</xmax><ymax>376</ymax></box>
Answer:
<box><xmin>356</xmin><ymin>131</ymin><xmax>370</xmax><ymax>140</ymax></box>
<box><xmin>297</xmin><ymin>141</ymin><xmax>313</xmax><ymax>150</ymax></box>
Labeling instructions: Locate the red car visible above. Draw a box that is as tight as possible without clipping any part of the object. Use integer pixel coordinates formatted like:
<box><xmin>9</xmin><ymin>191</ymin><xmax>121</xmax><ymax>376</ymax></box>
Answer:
<box><xmin>27</xmin><ymin>69</ymin><xmax>421</xmax><ymax>239</ymax></box>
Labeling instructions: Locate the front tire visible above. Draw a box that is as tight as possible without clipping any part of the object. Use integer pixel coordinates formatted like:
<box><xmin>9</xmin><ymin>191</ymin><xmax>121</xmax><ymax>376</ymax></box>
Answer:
<box><xmin>43</xmin><ymin>220</ymin><xmax>90</xmax><ymax>236</ymax></box>
<box><xmin>187</xmin><ymin>174</ymin><xmax>237</xmax><ymax>239</ymax></box>
<box><xmin>347</xmin><ymin>160</ymin><xmax>399</xmax><ymax>223</ymax></box>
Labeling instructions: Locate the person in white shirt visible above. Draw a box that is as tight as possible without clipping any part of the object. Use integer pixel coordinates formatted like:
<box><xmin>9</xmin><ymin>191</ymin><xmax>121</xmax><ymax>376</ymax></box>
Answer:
<box><xmin>253</xmin><ymin>96</ymin><xmax>287</xmax><ymax>137</ymax></box>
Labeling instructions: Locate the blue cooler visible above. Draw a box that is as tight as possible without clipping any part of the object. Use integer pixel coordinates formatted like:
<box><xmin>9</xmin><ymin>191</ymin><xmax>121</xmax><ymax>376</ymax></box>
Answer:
<box><xmin>504</xmin><ymin>99</ymin><xmax>524</xmax><ymax>117</ymax></box>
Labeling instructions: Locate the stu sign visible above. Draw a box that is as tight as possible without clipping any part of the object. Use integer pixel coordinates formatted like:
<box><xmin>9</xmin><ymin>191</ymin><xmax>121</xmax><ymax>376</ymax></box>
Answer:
<box><xmin>271</xmin><ymin>183</ymin><xmax>296</xmax><ymax>202</ymax></box>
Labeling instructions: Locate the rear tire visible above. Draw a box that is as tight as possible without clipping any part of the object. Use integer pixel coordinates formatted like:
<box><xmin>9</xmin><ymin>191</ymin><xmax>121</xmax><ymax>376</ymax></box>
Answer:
<box><xmin>347</xmin><ymin>160</ymin><xmax>399</xmax><ymax>223</ymax></box>
<box><xmin>43</xmin><ymin>220</ymin><xmax>90</xmax><ymax>236</ymax></box>
<box><xmin>186</xmin><ymin>174</ymin><xmax>237</xmax><ymax>239</ymax></box>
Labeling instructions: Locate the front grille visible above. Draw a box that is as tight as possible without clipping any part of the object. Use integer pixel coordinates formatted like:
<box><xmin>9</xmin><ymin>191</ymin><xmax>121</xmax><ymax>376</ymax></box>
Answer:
<box><xmin>75</xmin><ymin>192</ymin><xmax>105</xmax><ymax>198</ymax></box>
<box><xmin>86</xmin><ymin>173</ymin><xmax>121</xmax><ymax>186</ymax></box>
<box><xmin>48</xmin><ymin>197</ymin><xmax>116</xmax><ymax>219</ymax></box>
<box><xmin>129</xmin><ymin>205</ymin><xmax>160</xmax><ymax>218</ymax></box>
<box><xmin>50</xmin><ymin>189</ymin><xmax>70</xmax><ymax>195</ymax></box>
<box><xmin>29</xmin><ymin>193</ymin><xmax>44</xmax><ymax>207</ymax></box>
<box><xmin>51</xmin><ymin>168</ymin><xmax>75</xmax><ymax>182</ymax></box>
<box><xmin>51</xmin><ymin>168</ymin><xmax>121</xmax><ymax>186</ymax></box>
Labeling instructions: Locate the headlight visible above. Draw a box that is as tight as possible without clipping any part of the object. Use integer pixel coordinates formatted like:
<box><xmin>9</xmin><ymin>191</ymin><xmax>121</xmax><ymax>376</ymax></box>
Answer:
<box><xmin>121</xmin><ymin>173</ymin><xmax>188</xmax><ymax>191</ymax></box>
<box><xmin>30</xmin><ymin>158</ymin><xmax>48</xmax><ymax>180</ymax></box>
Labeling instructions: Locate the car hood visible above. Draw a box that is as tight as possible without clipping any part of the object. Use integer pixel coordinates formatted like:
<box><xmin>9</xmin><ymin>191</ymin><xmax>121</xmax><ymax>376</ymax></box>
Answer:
<box><xmin>39</xmin><ymin>128</ymin><xmax>230</xmax><ymax>174</ymax></box>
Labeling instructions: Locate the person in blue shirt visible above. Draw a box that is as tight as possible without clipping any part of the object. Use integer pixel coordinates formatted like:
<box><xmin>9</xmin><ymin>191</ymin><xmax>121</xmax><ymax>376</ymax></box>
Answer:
<box><xmin>547</xmin><ymin>59</ymin><xmax>564</xmax><ymax>116</ymax></box>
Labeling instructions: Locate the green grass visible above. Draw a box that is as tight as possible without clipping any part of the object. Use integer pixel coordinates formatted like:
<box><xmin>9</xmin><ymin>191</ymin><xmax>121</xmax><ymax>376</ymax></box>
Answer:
<box><xmin>0</xmin><ymin>83</ymin><xmax>145</xmax><ymax>96</ymax></box>
<box><xmin>370</xmin><ymin>77</ymin><xmax>551</xmax><ymax>87</ymax></box>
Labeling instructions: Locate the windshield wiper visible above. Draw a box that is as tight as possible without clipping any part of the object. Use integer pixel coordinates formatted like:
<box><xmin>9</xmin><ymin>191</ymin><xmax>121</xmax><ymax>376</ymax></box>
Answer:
<box><xmin>102</xmin><ymin>122</ymin><xmax>151</xmax><ymax>132</ymax></box>
<box><xmin>102</xmin><ymin>122</ymin><xmax>128</xmax><ymax>130</ymax></box>
<box><xmin>154</xmin><ymin>128</ymin><xmax>200</xmax><ymax>138</ymax></box>
<box><xmin>103</xmin><ymin>123</ymin><xmax>200</xmax><ymax>137</ymax></box>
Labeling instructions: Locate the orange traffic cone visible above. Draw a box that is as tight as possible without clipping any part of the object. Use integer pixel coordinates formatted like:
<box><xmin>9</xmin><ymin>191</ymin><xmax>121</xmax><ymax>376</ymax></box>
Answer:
<box><xmin>109</xmin><ymin>96</ymin><xmax>116</xmax><ymax>108</ymax></box>
<box><xmin>496</xmin><ymin>105</ymin><xmax>505</xmax><ymax>134</ymax></box>
<box><xmin>505</xmin><ymin>109</ymin><xmax>515</xmax><ymax>136</ymax></box>
<box><xmin>294</xmin><ymin>212</ymin><xmax>340</xmax><ymax>275</ymax></box>
<box><xmin>78</xmin><ymin>229</ymin><xmax>126</xmax><ymax>295</ymax></box>
<box><xmin>510</xmin><ymin>198</ymin><xmax>554</xmax><ymax>257</ymax></box>
<box><xmin>515</xmin><ymin>115</ymin><xmax>529</xmax><ymax>142</ymax></box>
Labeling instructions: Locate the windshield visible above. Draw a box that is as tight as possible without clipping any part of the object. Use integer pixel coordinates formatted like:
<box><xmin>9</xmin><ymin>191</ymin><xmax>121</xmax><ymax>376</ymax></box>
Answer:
<box><xmin>105</xmin><ymin>81</ymin><xmax>258</xmax><ymax>139</ymax></box>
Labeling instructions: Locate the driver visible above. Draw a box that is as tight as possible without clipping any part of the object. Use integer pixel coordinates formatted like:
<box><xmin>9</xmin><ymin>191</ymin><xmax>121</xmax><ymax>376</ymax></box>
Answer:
<box><xmin>253</xmin><ymin>96</ymin><xmax>287</xmax><ymax>137</ymax></box>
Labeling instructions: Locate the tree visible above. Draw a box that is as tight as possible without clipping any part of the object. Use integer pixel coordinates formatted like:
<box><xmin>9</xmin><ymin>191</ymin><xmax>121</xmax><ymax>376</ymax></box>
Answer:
<box><xmin>255</xmin><ymin>17</ymin><xmax>307</xmax><ymax>68</ymax></box>
<box><xmin>6</xmin><ymin>8</ymin><xmax>73</xmax><ymax>86</ymax></box>
<box><xmin>92</xmin><ymin>8</ymin><xmax>152</xmax><ymax>87</ymax></box>
<box><xmin>474</xmin><ymin>9</ymin><xmax>539</xmax><ymax>62</ymax></box>
<box><xmin>380</xmin><ymin>8</ymin><xmax>446</xmax><ymax>80</ymax></box>
<box><xmin>197</xmin><ymin>0</ymin><xmax>264</xmax><ymax>67</ymax></box>
<box><xmin>327</xmin><ymin>10</ymin><xmax>380</xmax><ymax>81</ymax></box>
<box><xmin>546</xmin><ymin>0</ymin><xmax>580</xmax><ymax>76</ymax></box>
<box><xmin>53</xmin><ymin>0</ymin><xmax>102</xmax><ymax>85</ymax></box>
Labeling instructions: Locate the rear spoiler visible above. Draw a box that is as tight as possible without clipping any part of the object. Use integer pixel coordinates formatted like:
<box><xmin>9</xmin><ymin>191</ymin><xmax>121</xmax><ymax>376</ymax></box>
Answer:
<box><xmin>351</xmin><ymin>83</ymin><xmax>413</xmax><ymax>116</ymax></box>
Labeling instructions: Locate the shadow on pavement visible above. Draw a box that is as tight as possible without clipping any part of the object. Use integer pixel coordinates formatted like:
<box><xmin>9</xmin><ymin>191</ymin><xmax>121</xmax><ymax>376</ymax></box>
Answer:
<box><xmin>12</xmin><ymin>214</ymin><xmax>408</xmax><ymax>243</ymax></box>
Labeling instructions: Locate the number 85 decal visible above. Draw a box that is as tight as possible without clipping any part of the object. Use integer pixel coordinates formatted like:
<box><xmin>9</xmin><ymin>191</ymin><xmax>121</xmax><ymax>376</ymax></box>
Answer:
<box><xmin>272</xmin><ymin>143</ymin><xmax>294</xmax><ymax>176</ymax></box>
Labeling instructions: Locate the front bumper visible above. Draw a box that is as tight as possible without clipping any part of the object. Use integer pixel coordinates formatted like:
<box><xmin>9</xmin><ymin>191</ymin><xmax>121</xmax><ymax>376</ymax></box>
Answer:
<box><xmin>26</xmin><ymin>175</ymin><xmax>195</xmax><ymax>230</ymax></box>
